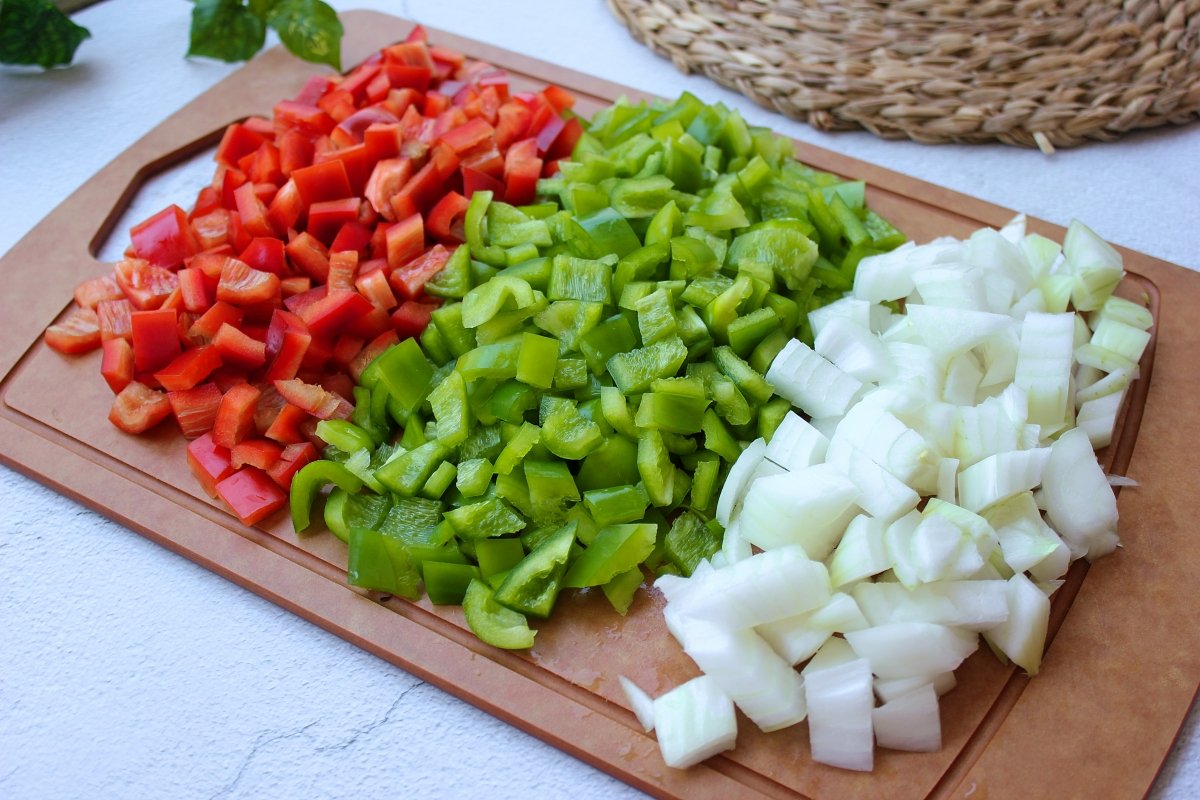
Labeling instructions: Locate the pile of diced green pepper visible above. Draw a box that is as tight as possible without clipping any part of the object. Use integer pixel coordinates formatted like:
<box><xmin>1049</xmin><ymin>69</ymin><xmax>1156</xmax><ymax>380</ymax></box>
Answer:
<box><xmin>289</xmin><ymin>92</ymin><xmax>906</xmax><ymax>649</ymax></box>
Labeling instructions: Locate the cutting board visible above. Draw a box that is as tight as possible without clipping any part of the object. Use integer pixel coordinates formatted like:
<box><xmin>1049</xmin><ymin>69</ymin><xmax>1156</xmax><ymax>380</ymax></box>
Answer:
<box><xmin>1</xmin><ymin>11</ymin><xmax>1197</xmax><ymax>799</ymax></box>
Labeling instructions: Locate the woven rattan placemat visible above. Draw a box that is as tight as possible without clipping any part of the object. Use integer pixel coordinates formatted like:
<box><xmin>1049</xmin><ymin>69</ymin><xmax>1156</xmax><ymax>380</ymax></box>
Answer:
<box><xmin>607</xmin><ymin>0</ymin><xmax>1200</xmax><ymax>150</ymax></box>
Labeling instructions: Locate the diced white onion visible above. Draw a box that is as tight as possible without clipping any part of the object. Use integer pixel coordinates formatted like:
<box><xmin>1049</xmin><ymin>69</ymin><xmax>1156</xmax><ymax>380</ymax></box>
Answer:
<box><xmin>1042</xmin><ymin>427</ymin><xmax>1119</xmax><ymax>560</ymax></box>
<box><xmin>715</xmin><ymin>437</ymin><xmax>765</xmax><ymax>526</ymax></box>
<box><xmin>872</xmin><ymin>682</ymin><xmax>942</xmax><ymax>752</ymax></box>
<box><xmin>618</xmin><ymin>675</ymin><xmax>656</xmax><ymax>732</ymax></box>
<box><xmin>763</xmin><ymin>411</ymin><xmax>829</xmax><ymax>471</ymax></box>
<box><xmin>845</xmin><ymin>622</ymin><xmax>979</xmax><ymax>680</ymax></box>
<box><xmin>767</xmin><ymin>339</ymin><xmax>864</xmax><ymax>419</ymax></box>
<box><xmin>651</xmin><ymin>675</ymin><xmax>737</xmax><ymax>768</ymax></box>
<box><xmin>805</xmin><ymin>658</ymin><xmax>875</xmax><ymax>772</ymax></box>
<box><xmin>739</xmin><ymin>464</ymin><xmax>860</xmax><ymax>555</ymax></box>
<box><xmin>982</xmin><ymin>573</ymin><xmax>1050</xmax><ymax>675</ymax></box>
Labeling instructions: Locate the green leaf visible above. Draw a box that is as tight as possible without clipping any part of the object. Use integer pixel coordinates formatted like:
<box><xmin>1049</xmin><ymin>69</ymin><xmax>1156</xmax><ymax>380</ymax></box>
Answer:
<box><xmin>267</xmin><ymin>0</ymin><xmax>342</xmax><ymax>70</ymax></box>
<box><xmin>247</xmin><ymin>0</ymin><xmax>280</xmax><ymax>19</ymax></box>
<box><xmin>0</xmin><ymin>0</ymin><xmax>91</xmax><ymax>69</ymax></box>
<box><xmin>188</xmin><ymin>0</ymin><xmax>266</xmax><ymax>63</ymax></box>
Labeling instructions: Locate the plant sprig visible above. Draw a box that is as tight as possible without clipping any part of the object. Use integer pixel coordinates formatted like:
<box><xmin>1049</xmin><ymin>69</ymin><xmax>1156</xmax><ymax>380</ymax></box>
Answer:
<box><xmin>0</xmin><ymin>0</ymin><xmax>344</xmax><ymax>70</ymax></box>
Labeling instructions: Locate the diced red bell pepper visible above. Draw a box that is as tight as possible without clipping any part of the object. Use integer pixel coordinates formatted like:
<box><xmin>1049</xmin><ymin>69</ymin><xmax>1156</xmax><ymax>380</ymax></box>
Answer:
<box><xmin>216</xmin><ymin>467</ymin><xmax>287</xmax><ymax>526</ymax></box>
<box><xmin>291</xmin><ymin>159</ymin><xmax>353</xmax><ymax>207</ymax></box>
<box><xmin>461</xmin><ymin>166</ymin><xmax>505</xmax><ymax>200</ymax></box>
<box><xmin>238</xmin><ymin>237</ymin><xmax>287</xmax><ymax>276</ymax></box>
<box><xmin>385</xmin><ymin>213</ymin><xmax>425</xmax><ymax>271</ymax></box>
<box><xmin>283</xmin><ymin>285</ymin><xmax>326</xmax><ymax>317</ymax></box>
<box><xmin>213</xmin><ymin>382</ymin><xmax>262</xmax><ymax>449</ymax></box>
<box><xmin>425</xmin><ymin>190</ymin><xmax>469</xmax><ymax>243</ymax></box>
<box><xmin>264</xmin><ymin>403</ymin><xmax>308</xmax><ymax>444</ymax></box>
<box><xmin>177</xmin><ymin>268</ymin><xmax>211</xmax><ymax>313</ymax></box>
<box><xmin>266</xmin><ymin>441</ymin><xmax>319</xmax><ymax>490</ymax></box>
<box><xmin>217</xmin><ymin>258</ymin><xmax>281</xmax><ymax>306</ymax></box>
<box><xmin>231</xmin><ymin>438</ymin><xmax>284</xmax><ymax>471</ymax></box>
<box><xmin>188</xmin><ymin>301</ymin><xmax>243</xmax><ymax>342</ymax></box>
<box><xmin>349</xmin><ymin>330</ymin><xmax>399</xmax><ymax>381</ymax></box>
<box><xmin>278</xmin><ymin>129</ymin><xmax>314</xmax><ymax>176</ymax></box>
<box><xmin>44</xmin><ymin>307</ymin><xmax>101</xmax><ymax>354</ymax></box>
<box><xmin>213</xmin><ymin>323</ymin><xmax>267</xmax><ymax>369</ymax></box>
<box><xmin>298</xmin><ymin>289</ymin><xmax>374</xmax><ymax>339</ymax></box>
<box><xmin>274</xmin><ymin>378</ymin><xmax>353</xmax><ymax>420</ymax></box>
<box><xmin>331</xmin><ymin>334</ymin><xmax>365</xmax><ymax>370</ymax></box>
<box><xmin>101</xmin><ymin>337</ymin><xmax>135</xmax><ymax>393</ymax></box>
<box><xmin>332</xmin><ymin>107</ymin><xmax>401</xmax><ymax>147</ymax></box>
<box><xmin>354</xmin><ymin>266</ymin><xmax>397</xmax><ymax>309</ymax></box>
<box><xmin>273</xmin><ymin>100</ymin><xmax>336</xmax><ymax>137</ymax></box>
<box><xmin>109</xmin><ymin>381</ymin><xmax>172</xmax><ymax>434</ymax></box>
<box><xmin>364</xmin><ymin>158</ymin><xmax>413</xmax><ymax>221</ymax></box>
<box><xmin>130</xmin><ymin>308</ymin><xmax>181</xmax><ymax>373</ymax></box>
<box><xmin>168</xmin><ymin>382</ymin><xmax>223</xmax><ymax>439</ymax></box>
<box><xmin>247</xmin><ymin>141</ymin><xmax>284</xmax><ymax>186</ymax></box>
<box><xmin>495</xmin><ymin>101</ymin><xmax>533</xmax><ymax>150</ymax></box>
<box><xmin>346</xmin><ymin>304</ymin><xmax>393</xmax><ymax>340</ymax></box>
<box><xmin>306</xmin><ymin>197</ymin><xmax>361</xmax><ymax>244</ymax></box>
<box><xmin>546</xmin><ymin>116</ymin><xmax>584</xmax><ymax>162</ymax></box>
<box><xmin>115</xmin><ymin>258</ymin><xmax>180</xmax><ymax>310</ymax></box>
<box><xmin>216</xmin><ymin>123</ymin><xmax>268</xmax><ymax>169</ymax></box>
<box><xmin>98</xmin><ymin>298</ymin><xmax>133</xmax><ymax>341</ymax></box>
<box><xmin>130</xmin><ymin>205</ymin><xmax>199</xmax><ymax>269</ymax></box>
<box><xmin>191</xmin><ymin>186</ymin><xmax>223</xmax><ymax>219</ymax></box>
<box><xmin>187</xmin><ymin>431</ymin><xmax>235</xmax><ymax>497</ymax></box>
<box><xmin>284</xmin><ymin>232</ymin><xmax>330</xmax><ymax>282</ymax></box>
<box><xmin>503</xmin><ymin>138</ymin><xmax>543</xmax><ymax>206</ymax></box>
<box><xmin>392</xmin><ymin>300</ymin><xmax>437</xmax><ymax>339</ymax></box>
<box><xmin>233</xmin><ymin>181</ymin><xmax>274</xmax><ymax>238</ymax></box>
<box><xmin>264</xmin><ymin>328</ymin><xmax>311</xmax><ymax>382</ymax></box>
<box><xmin>154</xmin><ymin>344</ymin><xmax>222</xmax><ymax>391</ymax></box>
<box><xmin>74</xmin><ymin>274</ymin><xmax>124</xmax><ymax>310</ymax></box>
<box><xmin>280</xmin><ymin>276</ymin><xmax>311</xmax><ymax>297</ymax></box>
<box><xmin>329</xmin><ymin>221</ymin><xmax>372</xmax><ymax>258</ymax></box>
<box><xmin>190</xmin><ymin>208</ymin><xmax>231</xmax><ymax>251</ymax></box>
<box><xmin>326</xmin><ymin>250</ymin><xmax>359</xmax><ymax>294</ymax></box>
<box><xmin>389</xmin><ymin>244</ymin><xmax>452</xmax><ymax>300</ymax></box>
<box><xmin>266</xmin><ymin>178</ymin><xmax>304</xmax><ymax>235</ymax></box>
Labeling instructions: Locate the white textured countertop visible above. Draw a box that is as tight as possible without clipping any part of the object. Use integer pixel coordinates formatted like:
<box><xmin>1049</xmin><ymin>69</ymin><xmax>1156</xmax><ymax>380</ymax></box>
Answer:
<box><xmin>2</xmin><ymin>2</ymin><xmax>1197</xmax><ymax>798</ymax></box>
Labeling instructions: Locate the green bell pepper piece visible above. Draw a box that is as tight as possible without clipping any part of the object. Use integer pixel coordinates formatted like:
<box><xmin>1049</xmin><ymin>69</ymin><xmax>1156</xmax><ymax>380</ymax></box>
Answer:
<box><xmin>445</xmin><ymin>497</ymin><xmax>526</xmax><ymax>540</ymax></box>
<box><xmin>290</xmin><ymin>460</ymin><xmax>365</xmax><ymax>533</ymax></box>
<box><xmin>322</xmin><ymin>488</ymin><xmax>389</xmax><ymax>544</ymax></box>
<box><xmin>457</xmin><ymin>339</ymin><xmax>523</xmax><ymax>382</ymax></box>
<box><xmin>375</xmin><ymin>440</ymin><xmax>452</xmax><ymax>497</ymax></box>
<box><xmin>547</xmin><ymin>254</ymin><xmax>614</xmax><ymax>304</ymax></box>
<box><xmin>465</xmin><ymin>190</ymin><xmax>508</xmax><ymax>266</ymax></box>
<box><xmin>459</xmin><ymin>424</ymin><xmax>504</xmax><ymax>463</ymax></box>
<box><xmin>514</xmin><ymin>332</ymin><xmax>559</xmax><ymax>389</ymax></box>
<box><xmin>583</xmin><ymin>483</ymin><xmax>650</xmax><ymax>528</ymax></box>
<box><xmin>609</xmin><ymin>175</ymin><xmax>675</xmax><ymax>219</ymax></box>
<box><xmin>423</xmin><ymin>243</ymin><xmax>473</xmax><ymax>299</ymax></box>
<box><xmin>475</xmin><ymin>538</ymin><xmax>526</xmax><ymax>580</ymax></box>
<box><xmin>758</xmin><ymin>397</ymin><xmax>793</xmax><ymax>442</ymax></box>
<box><xmin>727</xmin><ymin>224</ymin><xmax>818</xmax><ymax>290</ymax></box>
<box><xmin>606</xmin><ymin>336</ymin><xmax>688</xmax><ymax>394</ymax></box>
<box><xmin>579</xmin><ymin>314</ymin><xmax>637</xmax><ymax>376</ymax></box>
<box><xmin>669</xmin><ymin>236</ymin><xmax>718</xmax><ymax>280</ymax></box>
<box><xmin>314</xmin><ymin>420</ymin><xmax>375</xmax><ymax>456</ymax></box>
<box><xmin>375</xmin><ymin>339</ymin><xmax>434</xmax><ymax>418</ymax></box>
<box><xmin>375</xmin><ymin>496</ymin><xmax>444</xmax><ymax>546</ymax></box>
<box><xmin>727</xmin><ymin>306</ymin><xmax>781</xmax><ymax>357</ymax></box>
<box><xmin>599</xmin><ymin>386</ymin><xmax>639</xmax><ymax>439</ymax></box>
<box><xmin>540</xmin><ymin>398</ymin><xmax>604</xmax><ymax>461</ymax></box>
<box><xmin>644</xmin><ymin>199</ymin><xmax>683</xmax><ymax>246</ymax></box>
<box><xmin>494</xmin><ymin>421</ymin><xmax>541</xmax><ymax>475</ymax></box>
<box><xmin>455</xmin><ymin>457</ymin><xmax>494</xmax><ymax>498</ymax></box>
<box><xmin>534</xmin><ymin>300</ymin><xmax>605</xmax><ymax>354</ymax></box>
<box><xmin>488</xmin><ymin>380</ymin><xmax>537</xmax><ymax>424</ymax></box>
<box><xmin>524</xmin><ymin>459</ymin><xmax>580</xmax><ymax>526</ymax></box>
<box><xmin>637</xmin><ymin>429</ymin><xmax>675</xmax><ymax>507</ymax></box>
<box><xmin>701</xmin><ymin>409</ymin><xmax>742</xmax><ymax>463</ymax></box>
<box><xmin>461</xmin><ymin>275</ymin><xmax>536</xmax><ymax>328</ymax></box>
<box><xmin>463</xmin><ymin>578</ymin><xmax>536</xmax><ymax>648</ymax></box>
<box><xmin>634</xmin><ymin>391</ymin><xmax>710</xmax><ymax>434</ymax></box>
<box><xmin>424</xmin><ymin>561</ymin><xmax>482</xmax><ymax>605</ymax></box>
<box><xmin>689</xmin><ymin>453</ymin><xmax>721</xmax><ymax>512</ymax></box>
<box><xmin>494</xmin><ymin>522</ymin><xmax>576</xmax><ymax>619</ymax></box>
<box><xmin>420</xmin><ymin>461</ymin><xmax>458</xmax><ymax>500</ymax></box>
<box><xmin>563</xmin><ymin>523</ymin><xmax>656</xmax><ymax>588</ymax></box>
<box><xmin>428</xmin><ymin>371</ymin><xmax>470</xmax><ymax>447</ymax></box>
<box><xmin>664</xmin><ymin>510</ymin><xmax>722</xmax><ymax>576</ymax></box>
<box><xmin>713</xmin><ymin>345</ymin><xmax>774</xmax><ymax>404</ymax></box>
<box><xmin>552</xmin><ymin>358</ymin><xmax>588</xmax><ymax>391</ymax></box>
<box><xmin>601</xmin><ymin>567</ymin><xmax>644</xmax><ymax>615</ymax></box>
<box><xmin>635</xmin><ymin>287</ymin><xmax>678</xmax><ymax>345</ymax></box>
<box><xmin>575</xmin><ymin>435</ymin><xmax>640</xmax><ymax>492</ymax></box>
<box><xmin>347</xmin><ymin>526</ymin><xmax>422</xmax><ymax>600</ymax></box>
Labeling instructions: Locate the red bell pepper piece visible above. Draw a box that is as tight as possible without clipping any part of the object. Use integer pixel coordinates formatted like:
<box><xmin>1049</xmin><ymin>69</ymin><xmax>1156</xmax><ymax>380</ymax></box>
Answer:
<box><xmin>100</xmin><ymin>337</ymin><xmax>135</xmax><ymax>393</ymax></box>
<box><xmin>130</xmin><ymin>205</ymin><xmax>199</xmax><ymax>269</ymax></box>
<box><xmin>168</xmin><ymin>382</ymin><xmax>223</xmax><ymax>439</ymax></box>
<box><xmin>130</xmin><ymin>308</ymin><xmax>182</xmax><ymax>374</ymax></box>
<box><xmin>109</xmin><ymin>381</ymin><xmax>173</xmax><ymax>434</ymax></box>
<box><xmin>266</xmin><ymin>441</ymin><xmax>319</xmax><ymax>490</ymax></box>
<box><xmin>213</xmin><ymin>323</ymin><xmax>267</xmax><ymax>369</ymax></box>
<box><xmin>187</xmin><ymin>431</ymin><xmax>235</xmax><ymax>497</ymax></box>
<box><xmin>216</xmin><ymin>467</ymin><xmax>287</xmax><ymax>526</ymax></box>
<box><xmin>44</xmin><ymin>307</ymin><xmax>101</xmax><ymax>355</ymax></box>
<box><xmin>213</xmin><ymin>382</ymin><xmax>261</xmax><ymax>449</ymax></box>
<box><xmin>389</xmin><ymin>244</ymin><xmax>452</xmax><ymax>301</ymax></box>
<box><xmin>154</xmin><ymin>344</ymin><xmax>222</xmax><ymax>391</ymax></box>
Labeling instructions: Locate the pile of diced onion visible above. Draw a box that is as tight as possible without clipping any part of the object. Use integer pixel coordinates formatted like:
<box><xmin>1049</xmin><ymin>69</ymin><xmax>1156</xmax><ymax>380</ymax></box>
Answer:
<box><xmin>620</xmin><ymin>215</ymin><xmax>1152</xmax><ymax>771</ymax></box>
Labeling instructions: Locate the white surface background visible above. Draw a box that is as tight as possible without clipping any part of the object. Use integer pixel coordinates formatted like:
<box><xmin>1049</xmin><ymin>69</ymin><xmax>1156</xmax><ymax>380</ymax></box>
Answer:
<box><xmin>1</xmin><ymin>1</ymin><xmax>1197</xmax><ymax>798</ymax></box>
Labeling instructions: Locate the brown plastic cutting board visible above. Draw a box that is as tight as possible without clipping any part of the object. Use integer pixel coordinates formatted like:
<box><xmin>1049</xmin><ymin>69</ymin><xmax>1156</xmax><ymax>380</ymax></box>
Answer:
<box><xmin>1</xmin><ymin>11</ymin><xmax>1197</xmax><ymax>800</ymax></box>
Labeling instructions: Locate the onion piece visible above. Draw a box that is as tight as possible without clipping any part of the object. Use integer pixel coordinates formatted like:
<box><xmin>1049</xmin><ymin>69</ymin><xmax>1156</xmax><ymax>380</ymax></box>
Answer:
<box><xmin>826</xmin><ymin>436</ymin><xmax>921</xmax><ymax>524</ymax></box>
<box><xmin>873</xmin><ymin>682</ymin><xmax>942</xmax><ymax>752</ymax></box>
<box><xmin>982</xmin><ymin>572</ymin><xmax>1050</xmax><ymax>675</ymax></box>
<box><xmin>618</xmin><ymin>675</ymin><xmax>656</xmax><ymax>732</ymax></box>
<box><xmin>956</xmin><ymin>448</ymin><xmax>1051</xmax><ymax>513</ymax></box>
<box><xmin>852</xmin><ymin>580</ymin><xmax>1009</xmax><ymax>631</ymax></box>
<box><xmin>1063</xmin><ymin>219</ymin><xmax>1123</xmax><ymax>311</ymax></box>
<box><xmin>1041</xmin><ymin>427</ymin><xmax>1119</xmax><ymax>560</ymax></box>
<box><xmin>906</xmin><ymin>305</ymin><xmax>1015</xmax><ymax>361</ymax></box>
<box><xmin>669</xmin><ymin>545</ymin><xmax>831</xmax><ymax>630</ymax></box>
<box><xmin>815</xmin><ymin>316</ymin><xmax>895</xmax><ymax>384</ymax></box>
<box><xmin>875</xmin><ymin>671</ymin><xmax>957</xmax><ymax>703</ymax></box>
<box><xmin>715</xmin><ymin>437</ymin><xmax>765</xmax><ymax>526</ymax></box>
<box><xmin>982</xmin><ymin>492</ymin><xmax>1070</xmax><ymax>581</ymax></box>
<box><xmin>651</xmin><ymin>675</ymin><xmax>737</xmax><ymax>768</ymax></box>
<box><xmin>1014</xmin><ymin>312</ymin><xmax>1075</xmax><ymax>429</ymax></box>
<box><xmin>766</xmin><ymin>339</ymin><xmax>864</xmax><ymax>419</ymax></box>
<box><xmin>845</xmin><ymin>622</ymin><xmax>979</xmax><ymax>680</ymax></box>
<box><xmin>808</xmin><ymin>296</ymin><xmax>873</xmax><ymax>340</ymax></box>
<box><xmin>739</xmin><ymin>464</ymin><xmax>860</xmax><ymax>555</ymax></box>
<box><xmin>828</xmin><ymin>514</ymin><xmax>891</xmax><ymax>588</ymax></box>
<box><xmin>805</xmin><ymin>658</ymin><xmax>875</xmax><ymax>772</ymax></box>
<box><xmin>764</xmin><ymin>411</ymin><xmax>829</xmax><ymax>471</ymax></box>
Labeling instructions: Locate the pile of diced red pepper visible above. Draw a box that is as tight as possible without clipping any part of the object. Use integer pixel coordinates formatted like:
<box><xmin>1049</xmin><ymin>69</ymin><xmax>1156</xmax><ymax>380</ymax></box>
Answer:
<box><xmin>43</xmin><ymin>25</ymin><xmax>581</xmax><ymax>527</ymax></box>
